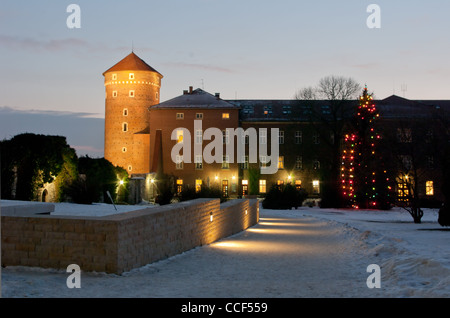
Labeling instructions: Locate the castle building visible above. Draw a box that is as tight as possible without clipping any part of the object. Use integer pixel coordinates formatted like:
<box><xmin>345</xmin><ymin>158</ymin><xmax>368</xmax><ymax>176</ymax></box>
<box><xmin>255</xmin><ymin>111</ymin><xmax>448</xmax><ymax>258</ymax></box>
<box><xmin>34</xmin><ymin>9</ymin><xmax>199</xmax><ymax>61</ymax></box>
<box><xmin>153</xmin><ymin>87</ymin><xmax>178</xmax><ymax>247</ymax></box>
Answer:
<box><xmin>103</xmin><ymin>52</ymin><xmax>163</xmax><ymax>174</ymax></box>
<box><xmin>104</xmin><ymin>53</ymin><xmax>449</xmax><ymax>205</ymax></box>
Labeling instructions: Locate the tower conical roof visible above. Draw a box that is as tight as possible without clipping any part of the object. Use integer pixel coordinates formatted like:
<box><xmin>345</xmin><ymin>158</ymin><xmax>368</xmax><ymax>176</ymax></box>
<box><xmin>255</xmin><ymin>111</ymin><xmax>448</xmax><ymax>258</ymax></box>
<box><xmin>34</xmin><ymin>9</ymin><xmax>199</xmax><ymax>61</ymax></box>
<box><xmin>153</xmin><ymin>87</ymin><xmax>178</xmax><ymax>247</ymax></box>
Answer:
<box><xmin>103</xmin><ymin>52</ymin><xmax>162</xmax><ymax>76</ymax></box>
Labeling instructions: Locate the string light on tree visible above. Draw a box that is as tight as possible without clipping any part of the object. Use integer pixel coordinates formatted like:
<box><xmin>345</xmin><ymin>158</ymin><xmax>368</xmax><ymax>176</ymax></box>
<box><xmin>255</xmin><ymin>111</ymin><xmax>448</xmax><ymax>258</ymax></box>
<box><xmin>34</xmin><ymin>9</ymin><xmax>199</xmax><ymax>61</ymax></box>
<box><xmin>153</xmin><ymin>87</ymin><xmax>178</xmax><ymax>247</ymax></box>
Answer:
<box><xmin>341</xmin><ymin>85</ymin><xmax>391</xmax><ymax>209</ymax></box>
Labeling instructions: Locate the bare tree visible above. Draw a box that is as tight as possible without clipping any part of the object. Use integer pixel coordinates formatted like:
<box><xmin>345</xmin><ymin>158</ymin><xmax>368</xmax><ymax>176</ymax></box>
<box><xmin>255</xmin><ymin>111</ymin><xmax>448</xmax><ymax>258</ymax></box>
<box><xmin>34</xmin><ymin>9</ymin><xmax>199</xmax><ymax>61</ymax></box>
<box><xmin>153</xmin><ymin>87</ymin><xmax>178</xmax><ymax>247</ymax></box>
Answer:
<box><xmin>317</xmin><ymin>76</ymin><xmax>361</xmax><ymax>101</ymax></box>
<box><xmin>294</xmin><ymin>75</ymin><xmax>361</xmax><ymax>208</ymax></box>
<box><xmin>294</xmin><ymin>86</ymin><xmax>317</xmax><ymax>100</ymax></box>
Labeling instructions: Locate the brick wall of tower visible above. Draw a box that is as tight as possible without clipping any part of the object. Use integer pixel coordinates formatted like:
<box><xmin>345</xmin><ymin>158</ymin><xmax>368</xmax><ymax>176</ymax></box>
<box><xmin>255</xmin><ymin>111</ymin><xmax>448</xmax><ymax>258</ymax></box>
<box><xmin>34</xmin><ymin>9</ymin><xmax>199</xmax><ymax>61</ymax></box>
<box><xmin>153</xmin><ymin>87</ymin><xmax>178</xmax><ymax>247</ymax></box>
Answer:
<box><xmin>104</xmin><ymin>70</ymin><xmax>161</xmax><ymax>174</ymax></box>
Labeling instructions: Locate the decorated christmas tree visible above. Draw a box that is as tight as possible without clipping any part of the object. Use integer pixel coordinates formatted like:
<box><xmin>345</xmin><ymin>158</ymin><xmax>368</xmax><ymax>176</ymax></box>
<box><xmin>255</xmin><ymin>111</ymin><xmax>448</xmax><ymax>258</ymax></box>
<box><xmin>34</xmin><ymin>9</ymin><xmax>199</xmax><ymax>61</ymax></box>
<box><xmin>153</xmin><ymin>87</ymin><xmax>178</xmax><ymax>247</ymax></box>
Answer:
<box><xmin>341</xmin><ymin>85</ymin><xmax>392</xmax><ymax>209</ymax></box>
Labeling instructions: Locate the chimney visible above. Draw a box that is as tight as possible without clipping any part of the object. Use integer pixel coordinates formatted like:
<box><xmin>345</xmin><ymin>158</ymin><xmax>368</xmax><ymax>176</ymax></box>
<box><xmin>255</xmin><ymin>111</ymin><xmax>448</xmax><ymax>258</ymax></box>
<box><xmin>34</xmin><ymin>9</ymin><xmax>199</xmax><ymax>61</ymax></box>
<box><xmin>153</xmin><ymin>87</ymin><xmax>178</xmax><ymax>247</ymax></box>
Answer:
<box><xmin>189</xmin><ymin>86</ymin><xmax>193</xmax><ymax>94</ymax></box>
<box><xmin>215</xmin><ymin>93</ymin><xmax>220</xmax><ymax>99</ymax></box>
<box><xmin>183</xmin><ymin>90</ymin><xmax>188</xmax><ymax>95</ymax></box>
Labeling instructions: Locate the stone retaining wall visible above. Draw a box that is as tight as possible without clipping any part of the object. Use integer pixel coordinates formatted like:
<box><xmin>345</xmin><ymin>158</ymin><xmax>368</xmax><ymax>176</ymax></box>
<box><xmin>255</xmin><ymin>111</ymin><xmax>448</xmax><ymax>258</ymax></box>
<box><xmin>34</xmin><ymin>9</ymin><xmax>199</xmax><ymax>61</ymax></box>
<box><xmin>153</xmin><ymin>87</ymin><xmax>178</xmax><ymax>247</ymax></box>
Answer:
<box><xmin>1</xmin><ymin>198</ymin><xmax>259</xmax><ymax>274</ymax></box>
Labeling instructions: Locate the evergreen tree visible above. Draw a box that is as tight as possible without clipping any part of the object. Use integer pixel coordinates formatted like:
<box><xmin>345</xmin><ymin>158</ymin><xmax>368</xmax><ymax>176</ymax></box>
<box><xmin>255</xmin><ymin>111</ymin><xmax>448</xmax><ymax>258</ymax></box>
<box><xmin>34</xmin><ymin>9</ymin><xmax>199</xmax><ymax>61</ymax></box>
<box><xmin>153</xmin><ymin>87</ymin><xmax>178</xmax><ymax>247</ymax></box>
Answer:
<box><xmin>341</xmin><ymin>86</ymin><xmax>392</xmax><ymax>209</ymax></box>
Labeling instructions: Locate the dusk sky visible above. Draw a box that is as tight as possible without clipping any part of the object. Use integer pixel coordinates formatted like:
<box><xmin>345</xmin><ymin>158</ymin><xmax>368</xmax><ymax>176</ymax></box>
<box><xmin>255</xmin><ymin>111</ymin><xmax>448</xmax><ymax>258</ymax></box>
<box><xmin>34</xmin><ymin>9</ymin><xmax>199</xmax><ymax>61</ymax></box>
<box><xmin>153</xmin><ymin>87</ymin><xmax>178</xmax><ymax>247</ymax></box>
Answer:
<box><xmin>1</xmin><ymin>0</ymin><xmax>450</xmax><ymax>156</ymax></box>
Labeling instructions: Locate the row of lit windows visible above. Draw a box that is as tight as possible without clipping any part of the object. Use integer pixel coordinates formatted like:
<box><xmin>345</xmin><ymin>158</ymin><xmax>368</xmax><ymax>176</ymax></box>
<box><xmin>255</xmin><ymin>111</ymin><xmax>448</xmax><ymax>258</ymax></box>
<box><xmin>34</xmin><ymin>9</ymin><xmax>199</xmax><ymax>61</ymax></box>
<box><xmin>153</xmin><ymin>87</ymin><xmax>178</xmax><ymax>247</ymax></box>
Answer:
<box><xmin>109</xmin><ymin>90</ymin><xmax>159</xmax><ymax>99</ymax></box>
<box><xmin>174</xmin><ymin>155</ymin><xmax>319</xmax><ymax>170</ymax></box>
<box><xmin>175</xmin><ymin>129</ymin><xmax>329</xmax><ymax>145</ymax></box>
<box><xmin>398</xmin><ymin>180</ymin><xmax>435</xmax><ymax>198</ymax></box>
<box><xmin>111</xmin><ymin>73</ymin><xmax>135</xmax><ymax>81</ymax></box>
<box><xmin>174</xmin><ymin>178</ymin><xmax>320</xmax><ymax>195</ymax></box>
<box><xmin>176</xmin><ymin>112</ymin><xmax>229</xmax><ymax>120</ymax></box>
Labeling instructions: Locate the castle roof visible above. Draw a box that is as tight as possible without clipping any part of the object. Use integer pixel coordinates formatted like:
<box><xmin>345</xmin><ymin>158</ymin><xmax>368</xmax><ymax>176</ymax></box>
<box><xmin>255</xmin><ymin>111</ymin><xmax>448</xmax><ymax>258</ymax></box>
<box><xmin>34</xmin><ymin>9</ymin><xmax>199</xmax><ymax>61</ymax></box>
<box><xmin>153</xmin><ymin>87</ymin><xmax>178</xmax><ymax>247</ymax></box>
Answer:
<box><xmin>103</xmin><ymin>52</ymin><xmax>162</xmax><ymax>76</ymax></box>
<box><xmin>151</xmin><ymin>88</ymin><xmax>240</xmax><ymax>110</ymax></box>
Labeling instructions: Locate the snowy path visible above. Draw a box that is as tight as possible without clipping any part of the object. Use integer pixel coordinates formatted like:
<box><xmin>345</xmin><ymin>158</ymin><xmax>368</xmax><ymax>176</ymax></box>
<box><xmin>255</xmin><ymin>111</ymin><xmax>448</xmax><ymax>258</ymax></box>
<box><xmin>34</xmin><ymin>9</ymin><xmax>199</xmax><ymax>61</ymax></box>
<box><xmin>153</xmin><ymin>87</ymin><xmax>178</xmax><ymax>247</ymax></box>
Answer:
<box><xmin>2</xmin><ymin>209</ymin><xmax>392</xmax><ymax>298</ymax></box>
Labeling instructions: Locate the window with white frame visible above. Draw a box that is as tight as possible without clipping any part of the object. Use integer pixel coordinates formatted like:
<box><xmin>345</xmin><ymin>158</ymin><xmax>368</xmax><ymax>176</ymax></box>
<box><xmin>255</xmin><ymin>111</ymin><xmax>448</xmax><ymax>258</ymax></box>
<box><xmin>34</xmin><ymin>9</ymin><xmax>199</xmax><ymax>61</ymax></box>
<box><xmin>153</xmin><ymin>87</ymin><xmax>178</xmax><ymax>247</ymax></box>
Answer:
<box><xmin>295</xmin><ymin>131</ymin><xmax>302</xmax><ymax>144</ymax></box>
<box><xmin>259</xmin><ymin>180</ymin><xmax>267</xmax><ymax>193</ymax></box>
<box><xmin>195</xmin><ymin>155</ymin><xmax>203</xmax><ymax>169</ymax></box>
<box><xmin>222</xmin><ymin>155</ymin><xmax>229</xmax><ymax>169</ymax></box>
<box><xmin>279</xmin><ymin>130</ymin><xmax>284</xmax><ymax>144</ymax></box>
<box><xmin>176</xmin><ymin>155</ymin><xmax>183</xmax><ymax>169</ymax></box>
<box><xmin>259</xmin><ymin>130</ymin><xmax>267</xmax><ymax>145</ymax></box>
<box><xmin>260</xmin><ymin>155</ymin><xmax>267</xmax><ymax>168</ymax></box>
<box><xmin>295</xmin><ymin>156</ymin><xmax>303</xmax><ymax>170</ymax></box>
<box><xmin>195</xmin><ymin>130</ymin><xmax>202</xmax><ymax>144</ymax></box>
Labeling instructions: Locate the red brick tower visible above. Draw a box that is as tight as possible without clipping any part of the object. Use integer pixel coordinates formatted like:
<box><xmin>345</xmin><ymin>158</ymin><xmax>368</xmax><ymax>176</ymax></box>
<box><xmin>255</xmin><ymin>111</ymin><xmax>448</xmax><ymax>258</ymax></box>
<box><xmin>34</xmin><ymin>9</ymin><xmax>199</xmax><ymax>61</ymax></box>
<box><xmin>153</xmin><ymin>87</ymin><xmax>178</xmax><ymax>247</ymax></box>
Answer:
<box><xmin>103</xmin><ymin>52</ymin><xmax>163</xmax><ymax>174</ymax></box>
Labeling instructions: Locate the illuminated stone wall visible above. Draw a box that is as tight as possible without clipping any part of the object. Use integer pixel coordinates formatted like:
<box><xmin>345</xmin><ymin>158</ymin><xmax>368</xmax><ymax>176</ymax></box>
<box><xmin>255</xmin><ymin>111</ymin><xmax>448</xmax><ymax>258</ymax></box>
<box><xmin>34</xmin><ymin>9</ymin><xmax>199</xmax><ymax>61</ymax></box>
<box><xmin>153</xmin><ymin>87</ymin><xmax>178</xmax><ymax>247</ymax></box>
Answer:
<box><xmin>1</xmin><ymin>198</ymin><xmax>259</xmax><ymax>274</ymax></box>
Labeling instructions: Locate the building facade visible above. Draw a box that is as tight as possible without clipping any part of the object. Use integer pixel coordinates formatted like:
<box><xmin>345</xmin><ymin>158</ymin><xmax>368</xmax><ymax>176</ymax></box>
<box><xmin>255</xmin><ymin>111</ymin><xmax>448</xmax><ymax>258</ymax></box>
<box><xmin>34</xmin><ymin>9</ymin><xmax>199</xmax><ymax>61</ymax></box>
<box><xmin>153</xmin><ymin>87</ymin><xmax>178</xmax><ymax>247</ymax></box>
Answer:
<box><xmin>104</xmin><ymin>53</ymin><xmax>449</xmax><ymax>205</ymax></box>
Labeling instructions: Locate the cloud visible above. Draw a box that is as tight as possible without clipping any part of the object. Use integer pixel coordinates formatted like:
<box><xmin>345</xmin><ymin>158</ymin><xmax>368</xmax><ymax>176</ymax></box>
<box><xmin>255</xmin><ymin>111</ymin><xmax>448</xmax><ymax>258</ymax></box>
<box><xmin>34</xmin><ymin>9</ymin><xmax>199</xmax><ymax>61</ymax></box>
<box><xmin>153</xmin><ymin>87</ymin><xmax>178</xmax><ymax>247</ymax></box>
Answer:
<box><xmin>0</xmin><ymin>34</ymin><xmax>157</xmax><ymax>55</ymax></box>
<box><xmin>0</xmin><ymin>106</ymin><xmax>101</xmax><ymax>118</ymax></box>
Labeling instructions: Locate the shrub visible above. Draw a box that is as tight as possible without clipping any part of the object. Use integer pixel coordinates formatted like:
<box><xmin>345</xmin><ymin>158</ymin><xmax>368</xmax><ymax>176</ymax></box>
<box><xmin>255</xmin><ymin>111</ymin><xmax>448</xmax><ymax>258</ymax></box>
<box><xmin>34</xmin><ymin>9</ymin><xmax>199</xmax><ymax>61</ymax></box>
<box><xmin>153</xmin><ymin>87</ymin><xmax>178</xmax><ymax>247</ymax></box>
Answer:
<box><xmin>179</xmin><ymin>184</ymin><xmax>226</xmax><ymax>203</ymax></box>
<box><xmin>262</xmin><ymin>183</ymin><xmax>308</xmax><ymax>210</ymax></box>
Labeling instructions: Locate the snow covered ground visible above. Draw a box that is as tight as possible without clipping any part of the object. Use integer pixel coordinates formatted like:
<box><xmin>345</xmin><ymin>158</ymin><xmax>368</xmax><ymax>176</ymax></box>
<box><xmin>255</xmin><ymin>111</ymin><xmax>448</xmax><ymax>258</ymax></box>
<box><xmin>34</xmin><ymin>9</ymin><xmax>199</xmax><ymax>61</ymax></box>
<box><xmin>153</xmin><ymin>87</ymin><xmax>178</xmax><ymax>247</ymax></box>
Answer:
<box><xmin>1</xmin><ymin>200</ymin><xmax>449</xmax><ymax>298</ymax></box>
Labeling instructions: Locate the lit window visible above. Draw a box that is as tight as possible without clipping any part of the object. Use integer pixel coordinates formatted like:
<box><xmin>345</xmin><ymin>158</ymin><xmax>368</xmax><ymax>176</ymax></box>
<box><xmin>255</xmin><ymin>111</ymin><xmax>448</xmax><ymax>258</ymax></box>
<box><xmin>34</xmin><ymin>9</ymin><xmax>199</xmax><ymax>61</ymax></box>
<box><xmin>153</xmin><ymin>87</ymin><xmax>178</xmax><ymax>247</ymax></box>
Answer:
<box><xmin>222</xmin><ymin>113</ymin><xmax>230</xmax><ymax>119</ymax></box>
<box><xmin>123</xmin><ymin>108</ymin><xmax>128</xmax><ymax>116</ymax></box>
<box><xmin>398</xmin><ymin>182</ymin><xmax>409</xmax><ymax>201</ymax></box>
<box><xmin>259</xmin><ymin>180</ymin><xmax>266</xmax><ymax>193</ymax></box>
<box><xmin>122</xmin><ymin>122</ymin><xmax>128</xmax><ymax>132</ymax></box>
<box><xmin>129</xmin><ymin>73</ymin><xmax>135</xmax><ymax>80</ymax></box>
<box><xmin>195</xmin><ymin>180</ymin><xmax>202</xmax><ymax>193</ymax></box>
<box><xmin>177</xmin><ymin>179</ymin><xmax>183</xmax><ymax>193</ymax></box>
<box><xmin>176</xmin><ymin>130</ymin><xmax>183</xmax><ymax>143</ymax></box>
<box><xmin>112</xmin><ymin>74</ymin><xmax>117</xmax><ymax>80</ymax></box>
<box><xmin>313</xmin><ymin>180</ymin><xmax>320</xmax><ymax>194</ymax></box>
<box><xmin>426</xmin><ymin>181</ymin><xmax>434</xmax><ymax>196</ymax></box>
<box><xmin>195</xmin><ymin>155</ymin><xmax>203</xmax><ymax>169</ymax></box>
<box><xmin>277</xmin><ymin>180</ymin><xmax>284</xmax><ymax>186</ymax></box>
<box><xmin>113</xmin><ymin>91</ymin><xmax>118</xmax><ymax>98</ymax></box>
<box><xmin>129</xmin><ymin>90</ymin><xmax>135</xmax><ymax>97</ymax></box>
<box><xmin>295</xmin><ymin>180</ymin><xmax>302</xmax><ymax>190</ymax></box>
<box><xmin>278</xmin><ymin>156</ymin><xmax>284</xmax><ymax>169</ymax></box>
<box><xmin>176</xmin><ymin>113</ymin><xmax>184</xmax><ymax>120</ymax></box>
<box><xmin>196</xmin><ymin>113</ymin><xmax>203</xmax><ymax>119</ymax></box>
<box><xmin>176</xmin><ymin>155</ymin><xmax>183</xmax><ymax>169</ymax></box>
